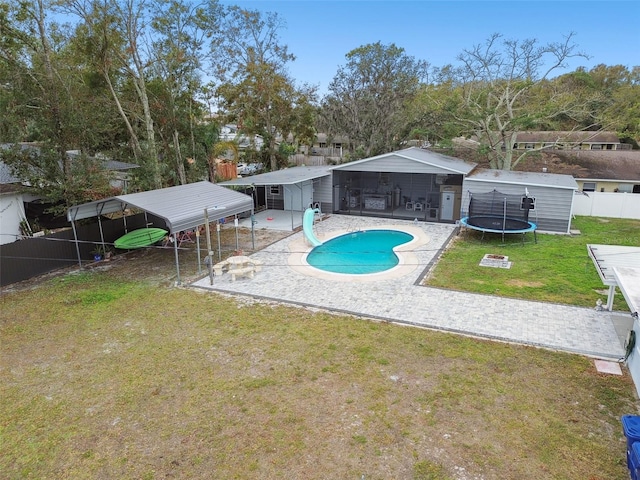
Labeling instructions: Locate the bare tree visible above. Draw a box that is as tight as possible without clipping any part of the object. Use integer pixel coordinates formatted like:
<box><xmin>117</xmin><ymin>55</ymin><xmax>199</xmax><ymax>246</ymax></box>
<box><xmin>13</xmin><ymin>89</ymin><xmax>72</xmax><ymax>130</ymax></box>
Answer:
<box><xmin>453</xmin><ymin>32</ymin><xmax>589</xmax><ymax>170</ymax></box>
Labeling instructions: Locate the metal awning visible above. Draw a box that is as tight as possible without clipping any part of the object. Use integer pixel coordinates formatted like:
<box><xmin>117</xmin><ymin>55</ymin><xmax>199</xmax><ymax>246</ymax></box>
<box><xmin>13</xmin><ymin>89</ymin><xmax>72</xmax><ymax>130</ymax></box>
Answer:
<box><xmin>219</xmin><ymin>165</ymin><xmax>332</xmax><ymax>187</ymax></box>
<box><xmin>66</xmin><ymin>181</ymin><xmax>254</xmax><ymax>283</ymax></box>
<box><xmin>587</xmin><ymin>244</ymin><xmax>640</xmax><ymax>310</ymax></box>
<box><xmin>67</xmin><ymin>181</ymin><xmax>253</xmax><ymax>234</ymax></box>
<box><xmin>613</xmin><ymin>267</ymin><xmax>640</xmax><ymax>317</ymax></box>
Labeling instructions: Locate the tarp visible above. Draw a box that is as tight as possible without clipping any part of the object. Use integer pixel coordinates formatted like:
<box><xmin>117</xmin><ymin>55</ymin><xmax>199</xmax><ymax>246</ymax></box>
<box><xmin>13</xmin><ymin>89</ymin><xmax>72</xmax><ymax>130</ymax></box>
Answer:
<box><xmin>67</xmin><ymin>181</ymin><xmax>253</xmax><ymax>234</ymax></box>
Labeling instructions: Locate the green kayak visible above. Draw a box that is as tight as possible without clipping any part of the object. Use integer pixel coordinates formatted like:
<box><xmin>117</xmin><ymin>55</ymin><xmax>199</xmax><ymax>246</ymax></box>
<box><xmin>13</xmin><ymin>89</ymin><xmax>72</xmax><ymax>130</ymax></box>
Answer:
<box><xmin>114</xmin><ymin>228</ymin><xmax>168</xmax><ymax>249</ymax></box>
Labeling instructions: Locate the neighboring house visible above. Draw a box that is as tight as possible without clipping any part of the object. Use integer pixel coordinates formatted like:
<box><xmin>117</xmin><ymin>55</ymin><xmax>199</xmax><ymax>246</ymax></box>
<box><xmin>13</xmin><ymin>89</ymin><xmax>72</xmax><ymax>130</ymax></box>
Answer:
<box><xmin>0</xmin><ymin>144</ymin><xmax>140</xmax><ymax>237</ymax></box>
<box><xmin>65</xmin><ymin>148</ymin><xmax>139</xmax><ymax>187</ymax></box>
<box><xmin>219</xmin><ymin>124</ymin><xmax>265</xmax><ymax>151</ymax></box>
<box><xmin>462</xmin><ymin>169</ymin><xmax>579</xmax><ymax>234</ymax></box>
<box><xmin>68</xmin><ymin>151</ymin><xmax>139</xmax><ymax>193</ymax></box>
<box><xmin>307</xmin><ymin>133</ymin><xmax>347</xmax><ymax>157</ymax></box>
<box><xmin>511</xmin><ymin>131</ymin><xmax>631</xmax><ymax>151</ymax></box>
<box><xmin>513</xmin><ymin>150</ymin><xmax>640</xmax><ymax>194</ymax></box>
<box><xmin>0</xmin><ymin>162</ymin><xmax>28</xmax><ymax>245</ymax></box>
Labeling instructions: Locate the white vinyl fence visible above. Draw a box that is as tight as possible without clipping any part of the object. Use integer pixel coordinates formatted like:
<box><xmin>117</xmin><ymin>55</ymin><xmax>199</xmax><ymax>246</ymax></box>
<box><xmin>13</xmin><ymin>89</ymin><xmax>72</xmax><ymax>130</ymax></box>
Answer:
<box><xmin>572</xmin><ymin>192</ymin><xmax>640</xmax><ymax>219</ymax></box>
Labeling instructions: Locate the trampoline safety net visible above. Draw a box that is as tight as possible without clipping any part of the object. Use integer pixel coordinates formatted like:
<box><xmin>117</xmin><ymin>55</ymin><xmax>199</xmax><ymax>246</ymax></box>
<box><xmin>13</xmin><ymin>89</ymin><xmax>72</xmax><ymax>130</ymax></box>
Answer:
<box><xmin>468</xmin><ymin>189</ymin><xmax>532</xmax><ymax>222</ymax></box>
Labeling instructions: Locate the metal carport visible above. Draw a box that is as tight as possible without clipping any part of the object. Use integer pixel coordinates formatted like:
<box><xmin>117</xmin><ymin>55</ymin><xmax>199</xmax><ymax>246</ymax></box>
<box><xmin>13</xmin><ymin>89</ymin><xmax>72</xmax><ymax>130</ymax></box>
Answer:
<box><xmin>67</xmin><ymin>181</ymin><xmax>254</xmax><ymax>283</ymax></box>
<box><xmin>587</xmin><ymin>244</ymin><xmax>640</xmax><ymax>311</ymax></box>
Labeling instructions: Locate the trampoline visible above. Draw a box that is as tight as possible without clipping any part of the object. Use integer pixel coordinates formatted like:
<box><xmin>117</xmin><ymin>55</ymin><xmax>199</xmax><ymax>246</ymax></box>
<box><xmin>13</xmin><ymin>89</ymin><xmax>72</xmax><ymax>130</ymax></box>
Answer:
<box><xmin>460</xmin><ymin>189</ymin><xmax>537</xmax><ymax>243</ymax></box>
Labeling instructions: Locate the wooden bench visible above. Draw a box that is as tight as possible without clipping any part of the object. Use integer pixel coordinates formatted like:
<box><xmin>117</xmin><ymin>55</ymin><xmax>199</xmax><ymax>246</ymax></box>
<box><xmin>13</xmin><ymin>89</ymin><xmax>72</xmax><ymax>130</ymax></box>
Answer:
<box><xmin>229</xmin><ymin>266</ymin><xmax>255</xmax><ymax>282</ymax></box>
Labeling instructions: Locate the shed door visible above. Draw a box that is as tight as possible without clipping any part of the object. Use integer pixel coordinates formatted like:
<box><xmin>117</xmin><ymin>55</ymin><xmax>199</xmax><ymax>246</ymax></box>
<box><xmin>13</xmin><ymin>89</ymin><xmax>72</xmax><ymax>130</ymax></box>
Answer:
<box><xmin>284</xmin><ymin>182</ymin><xmax>313</xmax><ymax>211</ymax></box>
<box><xmin>441</xmin><ymin>191</ymin><xmax>455</xmax><ymax>221</ymax></box>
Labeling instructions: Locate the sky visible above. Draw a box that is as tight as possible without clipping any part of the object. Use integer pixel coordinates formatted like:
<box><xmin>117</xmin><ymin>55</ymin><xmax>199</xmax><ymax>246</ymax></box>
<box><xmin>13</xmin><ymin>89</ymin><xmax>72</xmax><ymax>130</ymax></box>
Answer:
<box><xmin>221</xmin><ymin>0</ymin><xmax>640</xmax><ymax>96</ymax></box>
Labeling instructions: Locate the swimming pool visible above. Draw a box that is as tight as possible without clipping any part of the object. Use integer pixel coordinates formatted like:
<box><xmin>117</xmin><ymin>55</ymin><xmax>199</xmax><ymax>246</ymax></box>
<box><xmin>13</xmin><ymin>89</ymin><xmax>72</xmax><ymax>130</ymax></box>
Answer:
<box><xmin>306</xmin><ymin>230</ymin><xmax>414</xmax><ymax>274</ymax></box>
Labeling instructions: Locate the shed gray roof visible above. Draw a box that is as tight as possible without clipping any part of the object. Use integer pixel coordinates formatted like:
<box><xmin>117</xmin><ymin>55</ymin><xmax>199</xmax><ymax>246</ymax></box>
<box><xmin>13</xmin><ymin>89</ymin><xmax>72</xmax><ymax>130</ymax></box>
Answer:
<box><xmin>466</xmin><ymin>169</ymin><xmax>578</xmax><ymax>190</ymax></box>
<box><xmin>331</xmin><ymin>147</ymin><xmax>477</xmax><ymax>174</ymax></box>
<box><xmin>220</xmin><ymin>165</ymin><xmax>332</xmax><ymax>187</ymax></box>
<box><xmin>67</xmin><ymin>181</ymin><xmax>253</xmax><ymax>234</ymax></box>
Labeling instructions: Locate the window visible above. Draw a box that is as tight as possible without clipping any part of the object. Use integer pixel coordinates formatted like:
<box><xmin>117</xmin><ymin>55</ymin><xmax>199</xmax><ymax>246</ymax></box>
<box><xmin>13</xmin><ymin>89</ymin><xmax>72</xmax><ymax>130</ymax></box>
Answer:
<box><xmin>269</xmin><ymin>185</ymin><xmax>281</xmax><ymax>195</ymax></box>
<box><xmin>524</xmin><ymin>143</ymin><xmax>535</xmax><ymax>150</ymax></box>
<box><xmin>618</xmin><ymin>184</ymin><xmax>633</xmax><ymax>193</ymax></box>
<box><xmin>582</xmin><ymin>182</ymin><xmax>596</xmax><ymax>192</ymax></box>
<box><xmin>521</xmin><ymin>196</ymin><xmax>536</xmax><ymax>210</ymax></box>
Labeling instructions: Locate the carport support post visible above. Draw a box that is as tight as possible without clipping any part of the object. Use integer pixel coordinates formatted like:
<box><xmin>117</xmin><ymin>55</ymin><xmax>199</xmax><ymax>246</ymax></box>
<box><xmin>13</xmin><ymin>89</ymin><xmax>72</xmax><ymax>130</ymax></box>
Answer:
<box><xmin>216</xmin><ymin>223</ymin><xmax>221</xmax><ymax>261</ymax></box>
<box><xmin>204</xmin><ymin>208</ymin><xmax>214</xmax><ymax>285</ymax></box>
<box><xmin>607</xmin><ymin>285</ymin><xmax>616</xmax><ymax>311</ymax></box>
<box><xmin>173</xmin><ymin>233</ymin><xmax>181</xmax><ymax>285</ymax></box>
<box><xmin>251</xmin><ymin>209</ymin><xmax>255</xmax><ymax>250</ymax></box>
<box><xmin>234</xmin><ymin>217</ymin><xmax>239</xmax><ymax>252</ymax></box>
<box><xmin>71</xmin><ymin>219</ymin><xmax>82</xmax><ymax>267</ymax></box>
<box><xmin>195</xmin><ymin>229</ymin><xmax>201</xmax><ymax>274</ymax></box>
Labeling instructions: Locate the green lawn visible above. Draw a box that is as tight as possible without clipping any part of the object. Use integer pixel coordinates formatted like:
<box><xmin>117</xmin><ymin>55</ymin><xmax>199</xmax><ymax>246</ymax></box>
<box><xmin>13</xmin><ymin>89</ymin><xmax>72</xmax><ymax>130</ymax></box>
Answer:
<box><xmin>1</xmin><ymin>257</ymin><xmax>638</xmax><ymax>479</ymax></box>
<box><xmin>426</xmin><ymin>216</ymin><xmax>640</xmax><ymax>311</ymax></box>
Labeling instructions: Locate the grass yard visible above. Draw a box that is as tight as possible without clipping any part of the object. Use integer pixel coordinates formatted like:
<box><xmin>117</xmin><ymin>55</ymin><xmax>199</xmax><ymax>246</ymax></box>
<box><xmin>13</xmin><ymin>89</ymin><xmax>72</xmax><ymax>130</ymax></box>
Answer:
<box><xmin>426</xmin><ymin>216</ymin><xmax>640</xmax><ymax>311</ymax></box>
<box><xmin>1</xmin><ymin>264</ymin><xmax>638</xmax><ymax>479</ymax></box>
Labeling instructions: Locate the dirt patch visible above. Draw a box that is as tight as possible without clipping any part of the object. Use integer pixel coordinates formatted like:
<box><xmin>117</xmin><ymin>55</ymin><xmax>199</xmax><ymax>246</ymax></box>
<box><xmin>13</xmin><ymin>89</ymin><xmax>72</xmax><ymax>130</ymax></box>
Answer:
<box><xmin>505</xmin><ymin>279</ymin><xmax>545</xmax><ymax>288</ymax></box>
<box><xmin>2</xmin><ymin>226</ymin><xmax>293</xmax><ymax>293</ymax></box>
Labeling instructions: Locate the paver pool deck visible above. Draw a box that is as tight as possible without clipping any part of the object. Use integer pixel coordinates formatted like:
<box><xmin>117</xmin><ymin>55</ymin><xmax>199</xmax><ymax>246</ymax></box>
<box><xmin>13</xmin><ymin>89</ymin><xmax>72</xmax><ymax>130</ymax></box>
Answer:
<box><xmin>191</xmin><ymin>214</ymin><xmax>627</xmax><ymax>360</ymax></box>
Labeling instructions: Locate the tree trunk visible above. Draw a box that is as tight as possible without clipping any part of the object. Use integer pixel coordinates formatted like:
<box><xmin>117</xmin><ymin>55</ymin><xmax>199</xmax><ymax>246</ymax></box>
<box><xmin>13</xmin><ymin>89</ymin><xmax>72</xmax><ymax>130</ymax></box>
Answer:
<box><xmin>173</xmin><ymin>130</ymin><xmax>186</xmax><ymax>185</ymax></box>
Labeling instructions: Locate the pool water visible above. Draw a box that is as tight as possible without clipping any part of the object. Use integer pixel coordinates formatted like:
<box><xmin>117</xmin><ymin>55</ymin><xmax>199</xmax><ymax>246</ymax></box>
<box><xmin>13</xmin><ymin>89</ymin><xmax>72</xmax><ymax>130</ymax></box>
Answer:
<box><xmin>306</xmin><ymin>230</ymin><xmax>413</xmax><ymax>274</ymax></box>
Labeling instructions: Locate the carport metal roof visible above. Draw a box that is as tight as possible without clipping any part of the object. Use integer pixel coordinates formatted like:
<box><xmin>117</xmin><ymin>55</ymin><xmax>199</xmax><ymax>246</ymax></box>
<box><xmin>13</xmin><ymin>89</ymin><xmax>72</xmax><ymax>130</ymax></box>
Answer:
<box><xmin>66</xmin><ymin>181</ymin><xmax>254</xmax><ymax>284</ymax></box>
<box><xmin>587</xmin><ymin>244</ymin><xmax>640</xmax><ymax>310</ymax></box>
<box><xmin>67</xmin><ymin>181</ymin><xmax>253</xmax><ymax>234</ymax></box>
<box><xmin>613</xmin><ymin>267</ymin><xmax>640</xmax><ymax>317</ymax></box>
<box><xmin>219</xmin><ymin>165</ymin><xmax>332</xmax><ymax>187</ymax></box>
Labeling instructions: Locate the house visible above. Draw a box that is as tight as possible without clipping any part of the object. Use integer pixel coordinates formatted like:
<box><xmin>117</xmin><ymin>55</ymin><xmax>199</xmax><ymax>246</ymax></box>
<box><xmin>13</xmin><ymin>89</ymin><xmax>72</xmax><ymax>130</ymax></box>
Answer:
<box><xmin>512</xmin><ymin>131</ymin><xmax>631</xmax><ymax>151</ymax></box>
<box><xmin>67</xmin><ymin>151</ymin><xmax>139</xmax><ymax>193</ymax></box>
<box><xmin>0</xmin><ymin>162</ymin><xmax>28</xmax><ymax>245</ymax></box>
<box><xmin>221</xmin><ymin>147</ymin><xmax>589</xmax><ymax>232</ymax></box>
<box><xmin>0</xmin><ymin>144</ymin><xmax>140</xmax><ymax>236</ymax></box>
<box><xmin>330</xmin><ymin>147</ymin><xmax>477</xmax><ymax>222</ymax></box>
<box><xmin>219</xmin><ymin>124</ymin><xmax>265</xmax><ymax>150</ymax></box>
<box><xmin>462</xmin><ymin>169</ymin><xmax>579</xmax><ymax>234</ymax></box>
<box><xmin>223</xmin><ymin>147</ymin><xmax>478</xmax><ymax>224</ymax></box>
<box><xmin>513</xmin><ymin>149</ymin><xmax>640</xmax><ymax>194</ymax></box>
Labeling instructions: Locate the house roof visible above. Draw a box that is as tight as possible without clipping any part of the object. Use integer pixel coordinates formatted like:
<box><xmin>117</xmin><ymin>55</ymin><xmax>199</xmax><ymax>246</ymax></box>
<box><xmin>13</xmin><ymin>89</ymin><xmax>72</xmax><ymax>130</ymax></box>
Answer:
<box><xmin>466</xmin><ymin>168</ymin><xmax>579</xmax><ymax>190</ymax></box>
<box><xmin>67</xmin><ymin>181</ymin><xmax>253</xmax><ymax>234</ymax></box>
<box><xmin>331</xmin><ymin>147</ymin><xmax>477</xmax><ymax>174</ymax></box>
<box><xmin>315</xmin><ymin>133</ymin><xmax>349</xmax><ymax>144</ymax></box>
<box><xmin>220</xmin><ymin>165</ymin><xmax>332</xmax><ymax>187</ymax></box>
<box><xmin>515</xmin><ymin>150</ymin><xmax>640</xmax><ymax>181</ymax></box>
<box><xmin>515</xmin><ymin>131</ymin><xmax>621</xmax><ymax>144</ymax></box>
<box><xmin>0</xmin><ymin>161</ymin><xmax>21</xmax><ymax>185</ymax></box>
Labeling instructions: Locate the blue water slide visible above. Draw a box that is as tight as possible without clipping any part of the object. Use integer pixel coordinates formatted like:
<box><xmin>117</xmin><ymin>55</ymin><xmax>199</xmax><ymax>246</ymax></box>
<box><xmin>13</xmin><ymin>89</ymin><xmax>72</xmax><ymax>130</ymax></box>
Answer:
<box><xmin>303</xmin><ymin>208</ymin><xmax>322</xmax><ymax>246</ymax></box>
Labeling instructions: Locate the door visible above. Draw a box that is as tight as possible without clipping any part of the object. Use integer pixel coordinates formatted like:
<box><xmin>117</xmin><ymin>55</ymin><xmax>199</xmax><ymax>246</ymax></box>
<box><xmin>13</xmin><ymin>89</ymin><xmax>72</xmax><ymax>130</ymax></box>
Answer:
<box><xmin>284</xmin><ymin>181</ymin><xmax>313</xmax><ymax>211</ymax></box>
<box><xmin>441</xmin><ymin>191</ymin><xmax>455</xmax><ymax>221</ymax></box>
